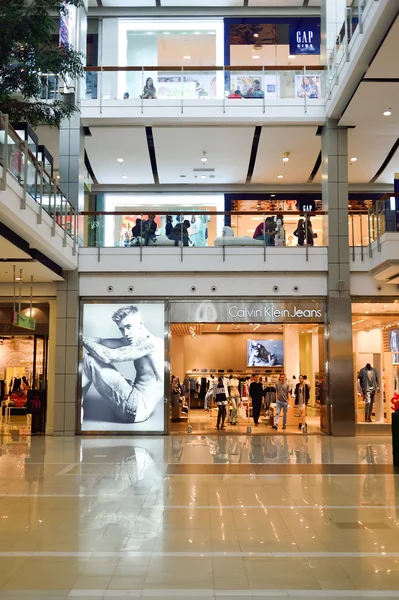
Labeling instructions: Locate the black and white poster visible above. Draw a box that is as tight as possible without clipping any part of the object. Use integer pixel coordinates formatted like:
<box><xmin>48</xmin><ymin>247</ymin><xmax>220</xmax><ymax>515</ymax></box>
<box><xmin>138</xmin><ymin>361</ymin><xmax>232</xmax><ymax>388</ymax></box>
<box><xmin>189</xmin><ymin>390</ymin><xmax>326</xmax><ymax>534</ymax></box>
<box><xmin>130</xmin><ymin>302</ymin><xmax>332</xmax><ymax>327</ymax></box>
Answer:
<box><xmin>80</xmin><ymin>303</ymin><xmax>165</xmax><ymax>432</ymax></box>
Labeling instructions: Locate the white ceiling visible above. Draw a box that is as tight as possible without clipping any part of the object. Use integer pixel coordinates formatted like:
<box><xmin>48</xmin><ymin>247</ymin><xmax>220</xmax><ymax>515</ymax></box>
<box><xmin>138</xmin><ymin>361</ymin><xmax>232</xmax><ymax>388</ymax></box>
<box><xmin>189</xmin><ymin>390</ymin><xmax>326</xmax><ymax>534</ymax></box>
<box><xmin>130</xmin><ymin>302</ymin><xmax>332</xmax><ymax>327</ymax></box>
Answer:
<box><xmin>152</xmin><ymin>126</ymin><xmax>254</xmax><ymax>184</ymax></box>
<box><xmin>367</xmin><ymin>17</ymin><xmax>399</xmax><ymax>79</ymax></box>
<box><xmin>252</xmin><ymin>126</ymin><xmax>319</xmax><ymax>184</ymax></box>
<box><xmin>86</xmin><ymin>127</ymin><xmax>154</xmax><ymax>184</ymax></box>
<box><xmin>338</xmin><ymin>14</ymin><xmax>399</xmax><ymax>184</ymax></box>
<box><xmin>0</xmin><ymin>238</ymin><xmax>30</xmax><ymax>260</ymax></box>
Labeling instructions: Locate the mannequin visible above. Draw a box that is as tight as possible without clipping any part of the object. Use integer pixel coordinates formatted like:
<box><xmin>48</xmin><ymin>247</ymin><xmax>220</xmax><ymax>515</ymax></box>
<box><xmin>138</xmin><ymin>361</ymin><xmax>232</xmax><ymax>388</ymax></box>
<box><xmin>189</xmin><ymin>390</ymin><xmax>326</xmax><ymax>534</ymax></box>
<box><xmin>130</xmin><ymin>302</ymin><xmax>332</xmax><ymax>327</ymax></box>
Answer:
<box><xmin>274</xmin><ymin>218</ymin><xmax>285</xmax><ymax>247</ymax></box>
<box><xmin>228</xmin><ymin>375</ymin><xmax>240</xmax><ymax>425</ymax></box>
<box><xmin>358</xmin><ymin>363</ymin><xmax>378</xmax><ymax>422</ymax></box>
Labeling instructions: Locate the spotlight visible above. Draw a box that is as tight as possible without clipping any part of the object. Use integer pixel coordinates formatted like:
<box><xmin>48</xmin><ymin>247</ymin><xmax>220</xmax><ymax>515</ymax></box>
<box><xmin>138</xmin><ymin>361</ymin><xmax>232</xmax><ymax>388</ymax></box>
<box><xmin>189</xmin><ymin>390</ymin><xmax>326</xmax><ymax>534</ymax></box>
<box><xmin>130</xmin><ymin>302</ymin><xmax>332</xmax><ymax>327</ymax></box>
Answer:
<box><xmin>201</xmin><ymin>152</ymin><xmax>207</xmax><ymax>163</ymax></box>
<box><xmin>283</xmin><ymin>152</ymin><xmax>290</xmax><ymax>162</ymax></box>
<box><xmin>383</xmin><ymin>108</ymin><xmax>392</xmax><ymax>116</ymax></box>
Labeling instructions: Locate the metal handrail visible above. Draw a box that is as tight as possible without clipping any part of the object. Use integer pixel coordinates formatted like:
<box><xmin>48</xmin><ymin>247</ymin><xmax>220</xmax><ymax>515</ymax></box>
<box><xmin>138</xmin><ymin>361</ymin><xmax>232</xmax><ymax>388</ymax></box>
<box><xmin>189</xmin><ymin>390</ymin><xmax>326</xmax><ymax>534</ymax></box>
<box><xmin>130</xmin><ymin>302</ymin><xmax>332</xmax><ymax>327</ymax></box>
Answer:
<box><xmin>0</xmin><ymin>113</ymin><xmax>77</xmax><ymax>245</ymax></box>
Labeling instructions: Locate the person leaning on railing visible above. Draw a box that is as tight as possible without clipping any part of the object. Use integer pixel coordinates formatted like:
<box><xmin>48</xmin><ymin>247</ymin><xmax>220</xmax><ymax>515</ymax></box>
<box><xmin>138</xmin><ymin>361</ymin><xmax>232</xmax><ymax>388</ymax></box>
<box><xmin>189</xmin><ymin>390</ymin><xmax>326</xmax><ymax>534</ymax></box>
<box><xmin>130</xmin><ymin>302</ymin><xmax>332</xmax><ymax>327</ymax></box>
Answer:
<box><xmin>141</xmin><ymin>77</ymin><xmax>157</xmax><ymax>99</ymax></box>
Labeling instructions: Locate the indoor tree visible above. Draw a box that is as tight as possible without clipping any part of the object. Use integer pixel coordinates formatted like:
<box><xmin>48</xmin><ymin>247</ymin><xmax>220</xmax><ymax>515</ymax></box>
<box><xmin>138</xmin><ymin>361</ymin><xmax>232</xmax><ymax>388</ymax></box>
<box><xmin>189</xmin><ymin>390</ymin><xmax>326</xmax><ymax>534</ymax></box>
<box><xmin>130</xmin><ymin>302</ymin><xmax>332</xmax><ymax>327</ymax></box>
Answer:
<box><xmin>0</xmin><ymin>0</ymin><xmax>84</xmax><ymax>127</ymax></box>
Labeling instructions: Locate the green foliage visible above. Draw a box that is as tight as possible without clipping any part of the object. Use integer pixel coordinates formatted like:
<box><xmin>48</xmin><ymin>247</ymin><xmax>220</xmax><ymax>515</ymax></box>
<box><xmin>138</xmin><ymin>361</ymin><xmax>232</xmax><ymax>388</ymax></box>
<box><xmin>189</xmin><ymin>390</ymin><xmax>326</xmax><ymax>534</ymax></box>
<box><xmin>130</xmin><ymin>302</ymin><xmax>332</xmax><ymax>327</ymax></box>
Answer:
<box><xmin>0</xmin><ymin>0</ymin><xmax>84</xmax><ymax>127</ymax></box>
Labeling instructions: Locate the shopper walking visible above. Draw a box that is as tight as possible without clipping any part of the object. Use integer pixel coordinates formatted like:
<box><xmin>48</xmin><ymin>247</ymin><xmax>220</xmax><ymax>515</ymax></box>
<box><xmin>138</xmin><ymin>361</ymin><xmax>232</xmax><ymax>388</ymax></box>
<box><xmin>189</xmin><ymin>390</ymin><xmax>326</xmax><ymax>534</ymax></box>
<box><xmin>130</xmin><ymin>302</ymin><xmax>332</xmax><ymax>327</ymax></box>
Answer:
<box><xmin>295</xmin><ymin>375</ymin><xmax>310</xmax><ymax>430</ymax></box>
<box><xmin>273</xmin><ymin>373</ymin><xmax>291</xmax><ymax>431</ymax></box>
<box><xmin>215</xmin><ymin>376</ymin><xmax>229</xmax><ymax>430</ymax></box>
<box><xmin>249</xmin><ymin>374</ymin><xmax>264</xmax><ymax>427</ymax></box>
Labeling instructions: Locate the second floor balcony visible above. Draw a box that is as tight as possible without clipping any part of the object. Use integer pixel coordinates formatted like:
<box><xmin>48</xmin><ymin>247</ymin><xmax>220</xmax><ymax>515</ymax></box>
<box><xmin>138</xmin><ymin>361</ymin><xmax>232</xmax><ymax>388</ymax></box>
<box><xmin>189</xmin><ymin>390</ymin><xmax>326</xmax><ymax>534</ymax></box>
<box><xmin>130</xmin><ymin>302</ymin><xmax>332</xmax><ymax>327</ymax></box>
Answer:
<box><xmin>81</xmin><ymin>65</ymin><xmax>325</xmax><ymax>124</ymax></box>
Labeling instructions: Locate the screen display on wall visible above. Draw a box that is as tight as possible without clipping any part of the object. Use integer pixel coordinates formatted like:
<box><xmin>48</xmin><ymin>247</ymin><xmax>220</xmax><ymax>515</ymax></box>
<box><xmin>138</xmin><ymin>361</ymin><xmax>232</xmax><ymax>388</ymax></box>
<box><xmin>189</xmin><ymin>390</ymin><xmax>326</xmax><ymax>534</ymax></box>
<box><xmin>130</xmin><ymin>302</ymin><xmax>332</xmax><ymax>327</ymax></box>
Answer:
<box><xmin>247</xmin><ymin>339</ymin><xmax>284</xmax><ymax>367</ymax></box>
<box><xmin>389</xmin><ymin>329</ymin><xmax>399</xmax><ymax>353</ymax></box>
<box><xmin>81</xmin><ymin>302</ymin><xmax>165</xmax><ymax>433</ymax></box>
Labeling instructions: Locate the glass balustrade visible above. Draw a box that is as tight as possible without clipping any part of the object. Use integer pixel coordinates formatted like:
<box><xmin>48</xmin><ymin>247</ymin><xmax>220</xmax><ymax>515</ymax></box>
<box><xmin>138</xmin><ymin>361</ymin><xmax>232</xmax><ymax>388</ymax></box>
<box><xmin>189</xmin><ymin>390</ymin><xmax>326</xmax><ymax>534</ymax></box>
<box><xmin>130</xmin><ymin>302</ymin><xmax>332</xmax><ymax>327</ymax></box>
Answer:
<box><xmin>82</xmin><ymin>67</ymin><xmax>325</xmax><ymax>106</ymax></box>
<box><xmin>0</xmin><ymin>114</ymin><xmax>77</xmax><ymax>245</ymax></box>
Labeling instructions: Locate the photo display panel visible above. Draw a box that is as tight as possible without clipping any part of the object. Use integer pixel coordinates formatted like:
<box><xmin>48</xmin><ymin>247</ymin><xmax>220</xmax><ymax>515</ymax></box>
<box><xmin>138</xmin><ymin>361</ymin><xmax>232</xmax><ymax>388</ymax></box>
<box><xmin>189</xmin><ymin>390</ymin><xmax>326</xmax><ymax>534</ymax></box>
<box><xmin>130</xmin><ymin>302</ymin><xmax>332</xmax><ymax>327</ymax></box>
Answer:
<box><xmin>81</xmin><ymin>302</ymin><xmax>165</xmax><ymax>433</ymax></box>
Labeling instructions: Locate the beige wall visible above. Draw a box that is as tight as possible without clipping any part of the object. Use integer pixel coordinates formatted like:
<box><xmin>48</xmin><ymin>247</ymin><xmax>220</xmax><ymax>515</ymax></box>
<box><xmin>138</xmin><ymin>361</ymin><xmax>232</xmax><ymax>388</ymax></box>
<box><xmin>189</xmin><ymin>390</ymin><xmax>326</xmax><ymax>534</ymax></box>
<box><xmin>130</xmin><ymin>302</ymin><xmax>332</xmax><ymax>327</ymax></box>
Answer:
<box><xmin>171</xmin><ymin>332</ymin><xmax>283</xmax><ymax>380</ymax></box>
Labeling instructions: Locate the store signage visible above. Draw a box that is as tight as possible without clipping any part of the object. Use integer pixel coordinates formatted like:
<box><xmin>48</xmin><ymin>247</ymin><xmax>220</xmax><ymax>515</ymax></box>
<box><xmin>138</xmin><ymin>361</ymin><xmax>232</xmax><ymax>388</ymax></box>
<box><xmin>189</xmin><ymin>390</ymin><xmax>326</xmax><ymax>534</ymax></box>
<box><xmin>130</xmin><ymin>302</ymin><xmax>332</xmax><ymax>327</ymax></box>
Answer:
<box><xmin>289</xmin><ymin>20</ymin><xmax>320</xmax><ymax>55</ymax></box>
<box><xmin>170</xmin><ymin>301</ymin><xmax>324</xmax><ymax>324</ymax></box>
<box><xmin>10</xmin><ymin>311</ymin><xmax>36</xmax><ymax>331</ymax></box>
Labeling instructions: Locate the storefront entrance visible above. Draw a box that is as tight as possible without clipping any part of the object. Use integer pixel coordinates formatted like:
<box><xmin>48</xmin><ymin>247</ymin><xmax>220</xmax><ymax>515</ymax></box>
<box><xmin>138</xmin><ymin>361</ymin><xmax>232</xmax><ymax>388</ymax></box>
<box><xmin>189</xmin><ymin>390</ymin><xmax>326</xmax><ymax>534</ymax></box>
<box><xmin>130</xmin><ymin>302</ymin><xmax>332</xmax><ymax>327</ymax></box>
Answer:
<box><xmin>169</xmin><ymin>300</ymin><xmax>327</xmax><ymax>435</ymax></box>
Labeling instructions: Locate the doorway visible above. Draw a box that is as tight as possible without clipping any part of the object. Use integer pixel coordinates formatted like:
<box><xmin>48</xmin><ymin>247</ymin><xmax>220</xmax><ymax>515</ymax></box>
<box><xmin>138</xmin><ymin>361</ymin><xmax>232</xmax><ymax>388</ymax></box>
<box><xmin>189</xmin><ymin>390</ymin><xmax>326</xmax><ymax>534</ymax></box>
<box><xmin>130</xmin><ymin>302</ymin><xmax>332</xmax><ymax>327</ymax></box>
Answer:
<box><xmin>0</xmin><ymin>335</ymin><xmax>48</xmax><ymax>429</ymax></box>
<box><xmin>170</xmin><ymin>322</ymin><xmax>322</xmax><ymax>435</ymax></box>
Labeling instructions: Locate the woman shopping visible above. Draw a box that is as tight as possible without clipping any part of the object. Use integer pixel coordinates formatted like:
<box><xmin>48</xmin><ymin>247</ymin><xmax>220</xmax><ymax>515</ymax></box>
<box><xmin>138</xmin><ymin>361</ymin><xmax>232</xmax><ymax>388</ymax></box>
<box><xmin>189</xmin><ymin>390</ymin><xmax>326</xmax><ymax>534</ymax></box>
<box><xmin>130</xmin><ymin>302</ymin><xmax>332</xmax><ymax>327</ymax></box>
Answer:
<box><xmin>294</xmin><ymin>374</ymin><xmax>310</xmax><ymax>430</ymax></box>
<box><xmin>214</xmin><ymin>376</ymin><xmax>229</xmax><ymax>430</ymax></box>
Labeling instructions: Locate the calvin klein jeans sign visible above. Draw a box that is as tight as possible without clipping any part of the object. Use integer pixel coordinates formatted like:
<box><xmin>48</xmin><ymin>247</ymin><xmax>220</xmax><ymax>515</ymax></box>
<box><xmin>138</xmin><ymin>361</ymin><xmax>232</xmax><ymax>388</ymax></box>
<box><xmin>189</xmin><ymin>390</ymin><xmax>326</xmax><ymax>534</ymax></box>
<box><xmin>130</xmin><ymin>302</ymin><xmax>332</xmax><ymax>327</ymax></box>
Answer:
<box><xmin>170</xmin><ymin>301</ymin><xmax>324</xmax><ymax>324</ymax></box>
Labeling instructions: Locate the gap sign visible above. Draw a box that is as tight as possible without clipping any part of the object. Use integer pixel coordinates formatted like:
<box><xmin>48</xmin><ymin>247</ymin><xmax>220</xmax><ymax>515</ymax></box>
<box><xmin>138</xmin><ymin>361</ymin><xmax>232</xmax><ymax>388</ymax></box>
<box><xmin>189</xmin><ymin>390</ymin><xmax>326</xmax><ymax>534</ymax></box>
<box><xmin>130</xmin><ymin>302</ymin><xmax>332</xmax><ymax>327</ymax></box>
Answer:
<box><xmin>11</xmin><ymin>311</ymin><xmax>36</xmax><ymax>331</ymax></box>
<box><xmin>289</xmin><ymin>20</ymin><xmax>320</xmax><ymax>55</ymax></box>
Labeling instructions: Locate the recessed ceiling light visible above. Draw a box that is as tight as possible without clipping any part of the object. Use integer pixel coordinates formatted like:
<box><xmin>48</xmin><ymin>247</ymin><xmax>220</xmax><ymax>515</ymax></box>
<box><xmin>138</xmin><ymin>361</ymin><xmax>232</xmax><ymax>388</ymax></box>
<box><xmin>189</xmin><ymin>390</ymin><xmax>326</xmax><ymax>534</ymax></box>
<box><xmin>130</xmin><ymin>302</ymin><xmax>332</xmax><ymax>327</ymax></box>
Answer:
<box><xmin>383</xmin><ymin>108</ymin><xmax>392</xmax><ymax>116</ymax></box>
<box><xmin>282</xmin><ymin>157</ymin><xmax>289</xmax><ymax>162</ymax></box>
<box><xmin>350</xmin><ymin>157</ymin><xmax>357</xmax><ymax>162</ymax></box>
<box><xmin>288</xmin><ymin>55</ymin><xmax>295</xmax><ymax>59</ymax></box>
<box><xmin>117</xmin><ymin>157</ymin><xmax>124</xmax><ymax>163</ymax></box>
<box><xmin>122</xmin><ymin>175</ymin><xmax>127</xmax><ymax>179</ymax></box>
<box><xmin>271</xmin><ymin>194</ymin><xmax>275</xmax><ymax>197</ymax></box>
<box><xmin>277</xmin><ymin>175</ymin><xmax>284</xmax><ymax>179</ymax></box>
<box><xmin>200</xmin><ymin>175</ymin><xmax>207</xmax><ymax>179</ymax></box>
<box><xmin>183</xmin><ymin>55</ymin><xmax>191</xmax><ymax>59</ymax></box>
<box><xmin>253</xmin><ymin>33</ymin><xmax>259</xmax><ymax>38</ymax></box>
<box><xmin>252</xmin><ymin>55</ymin><xmax>260</xmax><ymax>59</ymax></box>
<box><xmin>201</xmin><ymin>152</ymin><xmax>207</xmax><ymax>163</ymax></box>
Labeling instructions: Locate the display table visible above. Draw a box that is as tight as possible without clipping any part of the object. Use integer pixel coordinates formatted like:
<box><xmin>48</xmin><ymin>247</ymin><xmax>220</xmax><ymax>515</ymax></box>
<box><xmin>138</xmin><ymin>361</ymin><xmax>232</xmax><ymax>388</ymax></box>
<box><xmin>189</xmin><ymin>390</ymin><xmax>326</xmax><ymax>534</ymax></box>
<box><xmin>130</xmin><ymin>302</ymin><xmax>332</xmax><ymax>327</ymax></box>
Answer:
<box><xmin>266</xmin><ymin>403</ymin><xmax>300</xmax><ymax>427</ymax></box>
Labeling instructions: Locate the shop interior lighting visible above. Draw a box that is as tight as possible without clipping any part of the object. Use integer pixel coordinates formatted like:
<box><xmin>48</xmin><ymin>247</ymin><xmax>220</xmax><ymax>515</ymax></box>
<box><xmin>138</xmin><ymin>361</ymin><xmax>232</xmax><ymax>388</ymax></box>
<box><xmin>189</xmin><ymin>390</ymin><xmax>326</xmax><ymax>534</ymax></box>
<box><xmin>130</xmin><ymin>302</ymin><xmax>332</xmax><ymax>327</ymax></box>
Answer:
<box><xmin>282</xmin><ymin>152</ymin><xmax>290</xmax><ymax>163</ymax></box>
<box><xmin>122</xmin><ymin>175</ymin><xmax>127</xmax><ymax>179</ymax></box>
<box><xmin>271</xmin><ymin>194</ymin><xmax>275</xmax><ymax>197</ymax></box>
<box><xmin>201</xmin><ymin>152</ymin><xmax>208</xmax><ymax>163</ymax></box>
<box><xmin>216</xmin><ymin>324</ymin><xmax>220</xmax><ymax>331</ymax></box>
<box><xmin>252</xmin><ymin>55</ymin><xmax>260</xmax><ymax>59</ymax></box>
<box><xmin>350</xmin><ymin>157</ymin><xmax>357</xmax><ymax>162</ymax></box>
<box><xmin>253</xmin><ymin>324</ymin><xmax>260</xmax><ymax>331</ymax></box>
<box><xmin>200</xmin><ymin>175</ymin><xmax>207</xmax><ymax>179</ymax></box>
<box><xmin>117</xmin><ymin>158</ymin><xmax>124</xmax><ymax>163</ymax></box>
<box><xmin>183</xmin><ymin>55</ymin><xmax>191</xmax><ymax>59</ymax></box>
<box><xmin>277</xmin><ymin>174</ymin><xmax>284</xmax><ymax>179</ymax></box>
<box><xmin>383</xmin><ymin>108</ymin><xmax>392</xmax><ymax>116</ymax></box>
<box><xmin>253</xmin><ymin>33</ymin><xmax>259</xmax><ymax>38</ymax></box>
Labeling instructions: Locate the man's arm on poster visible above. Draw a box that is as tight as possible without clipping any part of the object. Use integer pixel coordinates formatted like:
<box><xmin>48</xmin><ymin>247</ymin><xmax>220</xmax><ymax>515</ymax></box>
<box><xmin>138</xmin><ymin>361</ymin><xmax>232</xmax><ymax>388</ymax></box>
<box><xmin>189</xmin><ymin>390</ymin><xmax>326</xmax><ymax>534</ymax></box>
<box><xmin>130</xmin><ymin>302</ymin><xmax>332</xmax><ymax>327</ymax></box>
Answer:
<box><xmin>82</xmin><ymin>336</ymin><xmax>156</xmax><ymax>363</ymax></box>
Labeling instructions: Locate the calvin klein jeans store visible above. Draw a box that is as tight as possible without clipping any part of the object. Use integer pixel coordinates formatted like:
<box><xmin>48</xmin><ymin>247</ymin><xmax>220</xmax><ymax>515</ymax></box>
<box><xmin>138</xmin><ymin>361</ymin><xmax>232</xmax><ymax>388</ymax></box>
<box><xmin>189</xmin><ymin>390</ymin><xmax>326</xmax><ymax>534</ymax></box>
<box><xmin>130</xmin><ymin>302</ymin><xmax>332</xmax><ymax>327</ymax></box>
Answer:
<box><xmin>79</xmin><ymin>299</ymin><xmax>328</xmax><ymax>436</ymax></box>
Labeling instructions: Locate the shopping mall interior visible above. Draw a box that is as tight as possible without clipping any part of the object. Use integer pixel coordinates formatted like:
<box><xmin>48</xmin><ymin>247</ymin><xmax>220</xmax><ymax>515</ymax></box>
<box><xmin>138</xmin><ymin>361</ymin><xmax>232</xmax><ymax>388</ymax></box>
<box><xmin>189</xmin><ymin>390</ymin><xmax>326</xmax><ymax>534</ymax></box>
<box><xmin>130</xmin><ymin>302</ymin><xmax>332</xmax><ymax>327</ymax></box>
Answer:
<box><xmin>1</xmin><ymin>0</ymin><xmax>399</xmax><ymax>598</ymax></box>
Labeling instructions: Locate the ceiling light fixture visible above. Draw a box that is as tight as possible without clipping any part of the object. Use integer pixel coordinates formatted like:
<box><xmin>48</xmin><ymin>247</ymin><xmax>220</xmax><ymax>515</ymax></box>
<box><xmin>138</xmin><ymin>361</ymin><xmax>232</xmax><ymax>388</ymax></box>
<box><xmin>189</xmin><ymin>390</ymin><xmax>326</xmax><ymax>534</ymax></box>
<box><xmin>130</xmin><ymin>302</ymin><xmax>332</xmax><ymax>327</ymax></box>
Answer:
<box><xmin>201</xmin><ymin>152</ymin><xmax>207</xmax><ymax>164</ymax></box>
<box><xmin>350</xmin><ymin>157</ymin><xmax>357</xmax><ymax>162</ymax></box>
<box><xmin>252</xmin><ymin>55</ymin><xmax>260</xmax><ymax>59</ymax></box>
<box><xmin>384</xmin><ymin>108</ymin><xmax>392</xmax><ymax>116</ymax></box>
<box><xmin>200</xmin><ymin>175</ymin><xmax>207</xmax><ymax>179</ymax></box>
<box><xmin>271</xmin><ymin>194</ymin><xmax>275</xmax><ymax>197</ymax></box>
<box><xmin>117</xmin><ymin>158</ymin><xmax>124</xmax><ymax>163</ymax></box>
<box><xmin>253</xmin><ymin>33</ymin><xmax>259</xmax><ymax>38</ymax></box>
<box><xmin>277</xmin><ymin>175</ymin><xmax>284</xmax><ymax>179</ymax></box>
<box><xmin>183</xmin><ymin>55</ymin><xmax>191</xmax><ymax>59</ymax></box>
<box><xmin>288</xmin><ymin>55</ymin><xmax>295</xmax><ymax>59</ymax></box>
<box><xmin>282</xmin><ymin>152</ymin><xmax>290</xmax><ymax>163</ymax></box>
<box><xmin>122</xmin><ymin>175</ymin><xmax>127</xmax><ymax>179</ymax></box>
<box><xmin>180</xmin><ymin>175</ymin><xmax>186</xmax><ymax>179</ymax></box>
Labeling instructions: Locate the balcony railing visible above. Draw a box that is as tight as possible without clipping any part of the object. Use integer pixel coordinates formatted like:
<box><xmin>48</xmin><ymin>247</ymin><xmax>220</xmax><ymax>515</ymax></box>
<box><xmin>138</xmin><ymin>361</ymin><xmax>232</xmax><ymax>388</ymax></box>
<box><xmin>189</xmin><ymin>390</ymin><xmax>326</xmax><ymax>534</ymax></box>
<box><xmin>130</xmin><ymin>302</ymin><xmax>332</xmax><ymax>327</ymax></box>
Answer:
<box><xmin>0</xmin><ymin>114</ymin><xmax>78</xmax><ymax>252</ymax></box>
<box><xmin>82</xmin><ymin>65</ymin><xmax>325</xmax><ymax>115</ymax></box>
<box><xmin>79</xmin><ymin>209</ymin><xmax>328</xmax><ymax>263</ymax></box>
<box><xmin>327</xmin><ymin>0</ymin><xmax>378</xmax><ymax>99</ymax></box>
<box><xmin>348</xmin><ymin>195</ymin><xmax>399</xmax><ymax>261</ymax></box>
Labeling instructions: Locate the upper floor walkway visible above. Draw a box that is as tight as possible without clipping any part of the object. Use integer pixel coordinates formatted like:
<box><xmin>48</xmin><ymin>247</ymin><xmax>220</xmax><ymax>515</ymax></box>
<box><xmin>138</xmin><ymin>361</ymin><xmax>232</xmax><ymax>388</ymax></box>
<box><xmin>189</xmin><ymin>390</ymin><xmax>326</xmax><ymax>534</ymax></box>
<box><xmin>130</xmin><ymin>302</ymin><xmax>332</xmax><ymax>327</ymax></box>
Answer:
<box><xmin>0</xmin><ymin>115</ymin><xmax>78</xmax><ymax>272</ymax></box>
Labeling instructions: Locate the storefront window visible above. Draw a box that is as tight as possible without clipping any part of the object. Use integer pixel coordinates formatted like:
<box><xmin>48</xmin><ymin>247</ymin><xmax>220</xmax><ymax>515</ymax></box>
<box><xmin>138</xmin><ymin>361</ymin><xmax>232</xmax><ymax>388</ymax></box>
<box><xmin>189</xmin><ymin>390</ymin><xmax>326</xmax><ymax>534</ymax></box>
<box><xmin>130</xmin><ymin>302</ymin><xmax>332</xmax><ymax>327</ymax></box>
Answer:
<box><xmin>102</xmin><ymin>194</ymin><xmax>224</xmax><ymax>247</ymax></box>
<box><xmin>352</xmin><ymin>301</ymin><xmax>399</xmax><ymax>425</ymax></box>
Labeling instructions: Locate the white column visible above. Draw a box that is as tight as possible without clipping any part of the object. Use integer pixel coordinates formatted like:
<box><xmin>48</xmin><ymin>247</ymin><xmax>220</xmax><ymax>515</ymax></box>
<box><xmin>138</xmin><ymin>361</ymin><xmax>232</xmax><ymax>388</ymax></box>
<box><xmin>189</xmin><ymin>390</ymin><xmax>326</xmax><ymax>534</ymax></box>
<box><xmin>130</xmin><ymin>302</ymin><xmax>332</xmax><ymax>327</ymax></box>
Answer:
<box><xmin>284</xmin><ymin>325</ymin><xmax>300</xmax><ymax>384</ymax></box>
<box><xmin>46</xmin><ymin>299</ymin><xmax>57</xmax><ymax>435</ymax></box>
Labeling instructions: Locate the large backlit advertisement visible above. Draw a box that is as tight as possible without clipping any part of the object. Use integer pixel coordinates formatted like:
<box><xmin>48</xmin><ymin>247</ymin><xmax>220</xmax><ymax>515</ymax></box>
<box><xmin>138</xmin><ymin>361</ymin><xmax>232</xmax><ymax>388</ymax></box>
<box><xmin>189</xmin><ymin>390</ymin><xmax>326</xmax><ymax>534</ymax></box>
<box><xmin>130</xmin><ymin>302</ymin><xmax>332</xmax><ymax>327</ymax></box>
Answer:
<box><xmin>247</xmin><ymin>339</ymin><xmax>284</xmax><ymax>367</ymax></box>
<box><xmin>80</xmin><ymin>303</ymin><xmax>165</xmax><ymax>433</ymax></box>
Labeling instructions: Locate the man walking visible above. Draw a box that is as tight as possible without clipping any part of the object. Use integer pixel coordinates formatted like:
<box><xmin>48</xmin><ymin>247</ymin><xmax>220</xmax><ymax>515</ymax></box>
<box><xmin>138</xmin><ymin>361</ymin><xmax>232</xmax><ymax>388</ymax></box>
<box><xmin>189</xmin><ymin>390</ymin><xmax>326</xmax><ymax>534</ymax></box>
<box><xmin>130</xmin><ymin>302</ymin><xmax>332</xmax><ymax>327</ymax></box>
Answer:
<box><xmin>249</xmin><ymin>374</ymin><xmax>264</xmax><ymax>427</ymax></box>
<box><xmin>272</xmin><ymin>373</ymin><xmax>291</xmax><ymax>431</ymax></box>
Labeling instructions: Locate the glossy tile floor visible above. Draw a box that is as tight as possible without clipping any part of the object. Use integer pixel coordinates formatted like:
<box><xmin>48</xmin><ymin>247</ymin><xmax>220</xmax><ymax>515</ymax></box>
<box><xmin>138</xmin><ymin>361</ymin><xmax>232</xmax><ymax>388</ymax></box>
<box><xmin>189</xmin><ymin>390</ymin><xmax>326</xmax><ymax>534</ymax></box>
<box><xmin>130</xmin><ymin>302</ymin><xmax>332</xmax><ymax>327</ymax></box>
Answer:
<box><xmin>0</xmin><ymin>432</ymin><xmax>397</xmax><ymax>599</ymax></box>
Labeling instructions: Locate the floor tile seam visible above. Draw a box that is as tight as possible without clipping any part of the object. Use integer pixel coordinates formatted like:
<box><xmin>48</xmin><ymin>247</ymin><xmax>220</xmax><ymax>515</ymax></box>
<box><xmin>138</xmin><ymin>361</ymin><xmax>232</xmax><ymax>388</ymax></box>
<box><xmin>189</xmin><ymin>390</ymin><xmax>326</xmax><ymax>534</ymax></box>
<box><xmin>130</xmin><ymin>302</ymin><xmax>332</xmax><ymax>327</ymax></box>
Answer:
<box><xmin>1</xmin><ymin>551</ymin><xmax>399</xmax><ymax>558</ymax></box>
<box><xmin>63</xmin><ymin>589</ymin><xmax>399</xmax><ymax>598</ymax></box>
